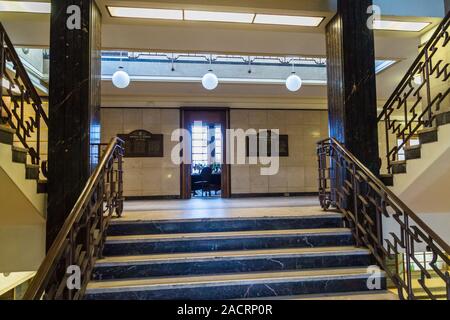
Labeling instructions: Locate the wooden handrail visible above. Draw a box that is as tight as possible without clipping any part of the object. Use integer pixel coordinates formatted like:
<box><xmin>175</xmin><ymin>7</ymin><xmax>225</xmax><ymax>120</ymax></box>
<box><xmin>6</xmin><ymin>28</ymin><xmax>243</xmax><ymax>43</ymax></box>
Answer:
<box><xmin>23</xmin><ymin>137</ymin><xmax>124</xmax><ymax>300</ymax></box>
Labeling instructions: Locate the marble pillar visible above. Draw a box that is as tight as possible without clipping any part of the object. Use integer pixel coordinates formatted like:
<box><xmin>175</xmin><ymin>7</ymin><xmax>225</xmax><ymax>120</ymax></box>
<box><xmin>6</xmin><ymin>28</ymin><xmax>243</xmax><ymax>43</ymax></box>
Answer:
<box><xmin>325</xmin><ymin>0</ymin><xmax>380</xmax><ymax>174</ymax></box>
<box><xmin>46</xmin><ymin>0</ymin><xmax>102</xmax><ymax>249</ymax></box>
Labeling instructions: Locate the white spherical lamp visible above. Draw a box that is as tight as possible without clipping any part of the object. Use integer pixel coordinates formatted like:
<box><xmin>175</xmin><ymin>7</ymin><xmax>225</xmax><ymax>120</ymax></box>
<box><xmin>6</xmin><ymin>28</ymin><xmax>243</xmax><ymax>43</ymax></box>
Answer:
<box><xmin>202</xmin><ymin>71</ymin><xmax>219</xmax><ymax>90</ymax></box>
<box><xmin>112</xmin><ymin>69</ymin><xmax>130</xmax><ymax>89</ymax></box>
<box><xmin>286</xmin><ymin>73</ymin><xmax>302</xmax><ymax>92</ymax></box>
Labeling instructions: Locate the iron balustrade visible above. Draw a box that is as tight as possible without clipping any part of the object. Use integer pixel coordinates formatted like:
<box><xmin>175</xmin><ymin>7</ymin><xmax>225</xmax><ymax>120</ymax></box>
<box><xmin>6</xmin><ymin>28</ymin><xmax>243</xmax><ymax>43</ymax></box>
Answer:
<box><xmin>317</xmin><ymin>138</ymin><xmax>450</xmax><ymax>300</ymax></box>
<box><xmin>377</xmin><ymin>11</ymin><xmax>450</xmax><ymax>174</ymax></box>
<box><xmin>23</xmin><ymin>137</ymin><xmax>124</xmax><ymax>300</ymax></box>
<box><xmin>0</xmin><ymin>22</ymin><xmax>49</xmax><ymax>176</ymax></box>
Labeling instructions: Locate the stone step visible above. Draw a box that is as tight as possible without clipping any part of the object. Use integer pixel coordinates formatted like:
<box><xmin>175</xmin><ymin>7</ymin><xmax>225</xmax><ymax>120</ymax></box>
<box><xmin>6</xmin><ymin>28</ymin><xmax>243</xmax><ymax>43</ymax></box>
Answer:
<box><xmin>391</xmin><ymin>160</ymin><xmax>407</xmax><ymax>174</ymax></box>
<box><xmin>404</xmin><ymin>144</ymin><xmax>421</xmax><ymax>160</ymax></box>
<box><xmin>0</xmin><ymin>125</ymin><xmax>14</xmax><ymax>145</ymax></box>
<box><xmin>85</xmin><ymin>267</ymin><xmax>386</xmax><ymax>300</ymax></box>
<box><xmin>25</xmin><ymin>164</ymin><xmax>39</xmax><ymax>180</ymax></box>
<box><xmin>107</xmin><ymin>213</ymin><xmax>344</xmax><ymax>236</ymax></box>
<box><xmin>251</xmin><ymin>290</ymin><xmax>398</xmax><ymax>300</ymax></box>
<box><xmin>102</xmin><ymin>228</ymin><xmax>354</xmax><ymax>256</ymax></box>
<box><xmin>93</xmin><ymin>246</ymin><xmax>370</xmax><ymax>280</ymax></box>
<box><xmin>418</xmin><ymin>127</ymin><xmax>438</xmax><ymax>144</ymax></box>
<box><xmin>11</xmin><ymin>145</ymin><xmax>28</xmax><ymax>164</ymax></box>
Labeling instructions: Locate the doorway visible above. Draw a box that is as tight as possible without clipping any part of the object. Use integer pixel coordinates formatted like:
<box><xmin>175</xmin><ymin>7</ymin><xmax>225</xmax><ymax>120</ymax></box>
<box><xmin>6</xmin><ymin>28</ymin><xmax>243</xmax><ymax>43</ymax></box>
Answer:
<box><xmin>180</xmin><ymin>108</ymin><xmax>231</xmax><ymax>199</ymax></box>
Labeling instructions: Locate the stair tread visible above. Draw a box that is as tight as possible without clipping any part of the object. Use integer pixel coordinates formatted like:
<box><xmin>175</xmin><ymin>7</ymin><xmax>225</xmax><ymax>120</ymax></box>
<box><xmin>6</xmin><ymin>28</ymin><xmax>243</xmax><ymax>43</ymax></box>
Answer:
<box><xmin>251</xmin><ymin>290</ymin><xmax>397</xmax><ymax>300</ymax></box>
<box><xmin>86</xmin><ymin>267</ymin><xmax>380</xmax><ymax>292</ymax></box>
<box><xmin>110</xmin><ymin>212</ymin><xmax>342</xmax><ymax>224</ymax></box>
<box><xmin>106</xmin><ymin>228</ymin><xmax>352</xmax><ymax>243</ymax></box>
<box><xmin>0</xmin><ymin>125</ymin><xmax>15</xmax><ymax>133</ymax></box>
<box><xmin>96</xmin><ymin>246</ymin><xmax>369</xmax><ymax>266</ymax></box>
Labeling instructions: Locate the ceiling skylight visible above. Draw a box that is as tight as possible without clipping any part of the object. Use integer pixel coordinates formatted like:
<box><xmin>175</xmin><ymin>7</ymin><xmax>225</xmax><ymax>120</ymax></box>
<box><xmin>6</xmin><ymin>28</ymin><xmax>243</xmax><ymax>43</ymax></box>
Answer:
<box><xmin>253</xmin><ymin>14</ymin><xmax>324</xmax><ymax>27</ymax></box>
<box><xmin>0</xmin><ymin>1</ymin><xmax>50</xmax><ymax>14</ymax></box>
<box><xmin>107</xmin><ymin>6</ymin><xmax>183</xmax><ymax>21</ymax></box>
<box><xmin>372</xmin><ymin>20</ymin><xmax>430</xmax><ymax>32</ymax></box>
<box><xmin>184</xmin><ymin>10</ymin><xmax>255</xmax><ymax>23</ymax></box>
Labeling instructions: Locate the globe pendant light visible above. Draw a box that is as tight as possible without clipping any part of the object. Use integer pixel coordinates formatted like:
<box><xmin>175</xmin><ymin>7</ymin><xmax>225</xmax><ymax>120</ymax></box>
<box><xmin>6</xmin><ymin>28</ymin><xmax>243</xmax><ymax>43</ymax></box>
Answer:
<box><xmin>202</xmin><ymin>71</ymin><xmax>219</xmax><ymax>90</ymax></box>
<box><xmin>112</xmin><ymin>51</ymin><xmax>130</xmax><ymax>89</ymax></box>
<box><xmin>202</xmin><ymin>54</ymin><xmax>219</xmax><ymax>90</ymax></box>
<box><xmin>112</xmin><ymin>67</ymin><xmax>130</xmax><ymax>89</ymax></box>
<box><xmin>286</xmin><ymin>73</ymin><xmax>302</xmax><ymax>92</ymax></box>
<box><xmin>286</xmin><ymin>60</ymin><xmax>302</xmax><ymax>92</ymax></box>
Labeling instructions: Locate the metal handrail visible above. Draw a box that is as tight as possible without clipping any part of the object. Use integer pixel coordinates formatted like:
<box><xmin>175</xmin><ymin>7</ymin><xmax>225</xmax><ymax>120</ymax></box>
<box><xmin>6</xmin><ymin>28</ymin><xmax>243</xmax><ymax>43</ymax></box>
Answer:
<box><xmin>377</xmin><ymin>10</ymin><xmax>449</xmax><ymax>121</ymax></box>
<box><xmin>0</xmin><ymin>22</ymin><xmax>49</xmax><ymax>174</ymax></box>
<box><xmin>23</xmin><ymin>137</ymin><xmax>124</xmax><ymax>300</ymax></box>
<box><xmin>377</xmin><ymin>11</ymin><xmax>450</xmax><ymax>173</ymax></box>
<box><xmin>317</xmin><ymin>137</ymin><xmax>449</xmax><ymax>300</ymax></box>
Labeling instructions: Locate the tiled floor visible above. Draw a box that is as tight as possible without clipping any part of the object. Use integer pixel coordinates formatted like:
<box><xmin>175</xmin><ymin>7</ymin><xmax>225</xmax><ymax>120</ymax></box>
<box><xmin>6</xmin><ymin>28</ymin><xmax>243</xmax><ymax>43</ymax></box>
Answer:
<box><xmin>117</xmin><ymin>196</ymin><xmax>325</xmax><ymax>221</ymax></box>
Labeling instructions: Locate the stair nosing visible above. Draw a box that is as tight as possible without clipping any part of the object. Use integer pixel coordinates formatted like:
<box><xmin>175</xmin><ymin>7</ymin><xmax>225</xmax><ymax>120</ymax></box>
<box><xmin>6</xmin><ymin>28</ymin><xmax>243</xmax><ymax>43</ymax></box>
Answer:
<box><xmin>86</xmin><ymin>267</ymin><xmax>384</xmax><ymax>293</ymax></box>
<box><xmin>106</xmin><ymin>228</ymin><xmax>352</xmax><ymax>243</ymax></box>
<box><xmin>95</xmin><ymin>246</ymin><xmax>370</xmax><ymax>266</ymax></box>
<box><xmin>110</xmin><ymin>212</ymin><xmax>343</xmax><ymax>225</ymax></box>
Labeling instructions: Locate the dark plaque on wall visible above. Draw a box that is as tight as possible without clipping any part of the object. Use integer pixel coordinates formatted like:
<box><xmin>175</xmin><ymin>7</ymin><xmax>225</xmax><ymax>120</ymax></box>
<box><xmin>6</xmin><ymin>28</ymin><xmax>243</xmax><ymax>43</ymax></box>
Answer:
<box><xmin>118</xmin><ymin>130</ymin><xmax>164</xmax><ymax>158</ymax></box>
<box><xmin>246</xmin><ymin>131</ymin><xmax>289</xmax><ymax>157</ymax></box>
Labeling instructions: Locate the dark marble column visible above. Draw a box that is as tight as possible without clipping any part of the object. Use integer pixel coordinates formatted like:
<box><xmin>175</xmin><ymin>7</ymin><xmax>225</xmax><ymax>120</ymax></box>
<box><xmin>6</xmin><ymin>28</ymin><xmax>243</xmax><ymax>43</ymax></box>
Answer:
<box><xmin>325</xmin><ymin>0</ymin><xmax>379</xmax><ymax>174</ymax></box>
<box><xmin>46</xmin><ymin>0</ymin><xmax>102</xmax><ymax>249</ymax></box>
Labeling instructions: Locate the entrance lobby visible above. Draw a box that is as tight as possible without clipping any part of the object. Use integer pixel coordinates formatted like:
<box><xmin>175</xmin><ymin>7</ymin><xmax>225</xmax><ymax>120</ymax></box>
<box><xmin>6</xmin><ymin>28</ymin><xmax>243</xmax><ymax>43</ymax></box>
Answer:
<box><xmin>0</xmin><ymin>0</ymin><xmax>449</xmax><ymax>302</ymax></box>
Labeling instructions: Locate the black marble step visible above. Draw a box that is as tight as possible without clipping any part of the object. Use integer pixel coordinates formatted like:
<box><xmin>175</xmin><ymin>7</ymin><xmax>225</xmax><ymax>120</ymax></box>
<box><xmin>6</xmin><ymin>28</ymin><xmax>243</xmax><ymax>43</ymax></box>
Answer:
<box><xmin>25</xmin><ymin>164</ymin><xmax>39</xmax><ymax>180</ymax></box>
<box><xmin>404</xmin><ymin>145</ymin><xmax>421</xmax><ymax>160</ymax></box>
<box><xmin>37</xmin><ymin>180</ymin><xmax>47</xmax><ymax>194</ymax></box>
<box><xmin>379</xmin><ymin>174</ymin><xmax>393</xmax><ymax>186</ymax></box>
<box><xmin>85</xmin><ymin>267</ymin><xmax>386</xmax><ymax>300</ymax></box>
<box><xmin>103</xmin><ymin>228</ymin><xmax>354</xmax><ymax>256</ymax></box>
<box><xmin>107</xmin><ymin>214</ymin><xmax>344</xmax><ymax>236</ymax></box>
<box><xmin>418</xmin><ymin>127</ymin><xmax>438</xmax><ymax>144</ymax></box>
<box><xmin>92</xmin><ymin>247</ymin><xmax>370</xmax><ymax>280</ymax></box>
<box><xmin>11</xmin><ymin>146</ymin><xmax>28</xmax><ymax>164</ymax></box>
<box><xmin>391</xmin><ymin>161</ymin><xmax>406</xmax><ymax>174</ymax></box>
<box><xmin>0</xmin><ymin>125</ymin><xmax>14</xmax><ymax>145</ymax></box>
<box><xmin>436</xmin><ymin>111</ymin><xmax>450</xmax><ymax>127</ymax></box>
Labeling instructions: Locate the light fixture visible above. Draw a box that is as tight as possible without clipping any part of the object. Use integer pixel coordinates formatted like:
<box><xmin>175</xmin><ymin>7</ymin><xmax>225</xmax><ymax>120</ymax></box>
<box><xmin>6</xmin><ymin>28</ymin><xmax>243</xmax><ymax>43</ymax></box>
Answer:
<box><xmin>107</xmin><ymin>6</ymin><xmax>183</xmax><ymax>20</ymax></box>
<box><xmin>0</xmin><ymin>1</ymin><xmax>50</xmax><ymax>14</ymax></box>
<box><xmin>202</xmin><ymin>72</ymin><xmax>218</xmax><ymax>90</ymax></box>
<box><xmin>413</xmin><ymin>74</ymin><xmax>423</xmax><ymax>86</ymax></box>
<box><xmin>254</xmin><ymin>14</ymin><xmax>323</xmax><ymax>27</ymax></box>
<box><xmin>184</xmin><ymin>10</ymin><xmax>254</xmax><ymax>23</ymax></box>
<box><xmin>112</xmin><ymin>68</ymin><xmax>130</xmax><ymax>89</ymax></box>
<box><xmin>112</xmin><ymin>52</ymin><xmax>130</xmax><ymax>89</ymax></box>
<box><xmin>373</xmin><ymin>20</ymin><xmax>430</xmax><ymax>32</ymax></box>
<box><xmin>286</xmin><ymin>73</ymin><xmax>302</xmax><ymax>92</ymax></box>
<box><xmin>286</xmin><ymin>60</ymin><xmax>302</xmax><ymax>92</ymax></box>
<box><xmin>202</xmin><ymin>55</ymin><xmax>219</xmax><ymax>90</ymax></box>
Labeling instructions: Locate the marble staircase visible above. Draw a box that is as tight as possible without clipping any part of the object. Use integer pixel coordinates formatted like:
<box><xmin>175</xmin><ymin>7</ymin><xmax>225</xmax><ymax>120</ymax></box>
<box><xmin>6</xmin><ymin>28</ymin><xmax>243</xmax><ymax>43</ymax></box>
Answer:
<box><xmin>85</xmin><ymin>209</ymin><xmax>392</xmax><ymax>300</ymax></box>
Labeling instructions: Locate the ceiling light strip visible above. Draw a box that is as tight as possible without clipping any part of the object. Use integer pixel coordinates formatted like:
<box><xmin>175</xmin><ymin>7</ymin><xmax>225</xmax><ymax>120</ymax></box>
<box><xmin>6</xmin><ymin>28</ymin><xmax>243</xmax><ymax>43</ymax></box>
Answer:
<box><xmin>0</xmin><ymin>1</ymin><xmax>50</xmax><ymax>14</ymax></box>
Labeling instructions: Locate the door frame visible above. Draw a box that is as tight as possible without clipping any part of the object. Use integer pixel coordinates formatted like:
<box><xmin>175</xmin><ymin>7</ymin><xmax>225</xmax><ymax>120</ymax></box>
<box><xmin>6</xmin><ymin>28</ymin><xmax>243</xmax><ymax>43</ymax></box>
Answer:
<box><xmin>179</xmin><ymin>107</ymin><xmax>231</xmax><ymax>199</ymax></box>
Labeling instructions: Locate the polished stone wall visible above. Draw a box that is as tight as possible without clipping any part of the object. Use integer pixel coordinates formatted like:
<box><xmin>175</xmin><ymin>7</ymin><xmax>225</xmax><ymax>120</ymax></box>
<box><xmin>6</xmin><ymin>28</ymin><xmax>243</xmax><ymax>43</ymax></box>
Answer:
<box><xmin>230</xmin><ymin>109</ymin><xmax>328</xmax><ymax>194</ymax></box>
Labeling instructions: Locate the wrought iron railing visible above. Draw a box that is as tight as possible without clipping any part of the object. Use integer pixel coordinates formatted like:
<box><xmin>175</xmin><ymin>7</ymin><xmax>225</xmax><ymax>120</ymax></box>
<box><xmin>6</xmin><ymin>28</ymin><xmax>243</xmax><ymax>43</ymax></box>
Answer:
<box><xmin>0</xmin><ymin>22</ymin><xmax>49</xmax><ymax>176</ymax></box>
<box><xmin>23</xmin><ymin>137</ymin><xmax>124</xmax><ymax>300</ymax></box>
<box><xmin>378</xmin><ymin>11</ymin><xmax>449</xmax><ymax>173</ymax></box>
<box><xmin>318</xmin><ymin>138</ymin><xmax>450</xmax><ymax>300</ymax></box>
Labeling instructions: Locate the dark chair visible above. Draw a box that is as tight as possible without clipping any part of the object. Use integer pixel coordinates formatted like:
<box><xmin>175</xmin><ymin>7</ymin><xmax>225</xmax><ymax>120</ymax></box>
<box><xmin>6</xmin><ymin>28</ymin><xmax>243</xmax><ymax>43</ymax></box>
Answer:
<box><xmin>193</xmin><ymin>166</ymin><xmax>213</xmax><ymax>196</ymax></box>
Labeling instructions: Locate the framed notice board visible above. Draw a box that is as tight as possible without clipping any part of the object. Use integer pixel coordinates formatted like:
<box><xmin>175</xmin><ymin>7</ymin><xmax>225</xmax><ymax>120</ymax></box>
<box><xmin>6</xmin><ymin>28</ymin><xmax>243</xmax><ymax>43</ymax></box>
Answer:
<box><xmin>118</xmin><ymin>130</ymin><xmax>164</xmax><ymax>158</ymax></box>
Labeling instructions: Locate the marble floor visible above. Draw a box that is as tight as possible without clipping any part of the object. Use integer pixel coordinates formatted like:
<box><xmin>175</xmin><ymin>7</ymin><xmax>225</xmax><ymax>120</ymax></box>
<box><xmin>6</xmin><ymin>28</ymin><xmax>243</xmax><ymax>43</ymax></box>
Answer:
<box><xmin>117</xmin><ymin>196</ymin><xmax>325</xmax><ymax>221</ymax></box>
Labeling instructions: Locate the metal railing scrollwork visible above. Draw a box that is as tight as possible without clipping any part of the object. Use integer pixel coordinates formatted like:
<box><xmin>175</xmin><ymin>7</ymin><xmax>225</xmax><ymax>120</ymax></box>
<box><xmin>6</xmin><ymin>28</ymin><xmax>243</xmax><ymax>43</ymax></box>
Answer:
<box><xmin>378</xmin><ymin>11</ymin><xmax>449</xmax><ymax>173</ymax></box>
<box><xmin>0</xmin><ymin>22</ymin><xmax>49</xmax><ymax>176</ymax></box>
<box><xmin>318</xmin><ymin>138</ymin><xmax>450</xmax><ymax>300</ymax></box>
<box><xmin>23</xmin><ymin>137</ymin><xmax>124</xmax><ymax>300</ymax></box>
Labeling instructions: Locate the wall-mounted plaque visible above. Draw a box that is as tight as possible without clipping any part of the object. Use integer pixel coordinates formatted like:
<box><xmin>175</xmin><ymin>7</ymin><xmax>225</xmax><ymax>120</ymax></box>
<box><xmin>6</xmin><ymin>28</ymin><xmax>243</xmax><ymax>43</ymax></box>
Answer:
<box><xmin>118</xmin><ymin>130</ymin><xmax>164</xmax><ymax>158</ymax></box>
<box><xmin>245</xmin><ymin>131</ymin><xmax>289</xmax><ymax>157</ymax></box>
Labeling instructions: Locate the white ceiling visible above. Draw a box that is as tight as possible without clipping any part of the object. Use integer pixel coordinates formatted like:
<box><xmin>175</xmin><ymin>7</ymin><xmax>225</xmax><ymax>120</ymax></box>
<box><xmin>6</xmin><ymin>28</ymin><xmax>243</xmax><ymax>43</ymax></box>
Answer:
<box><xmin>0</xmin><ymin>0</ymin><xmax>445</xmax><ymax>108</ymax></box>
